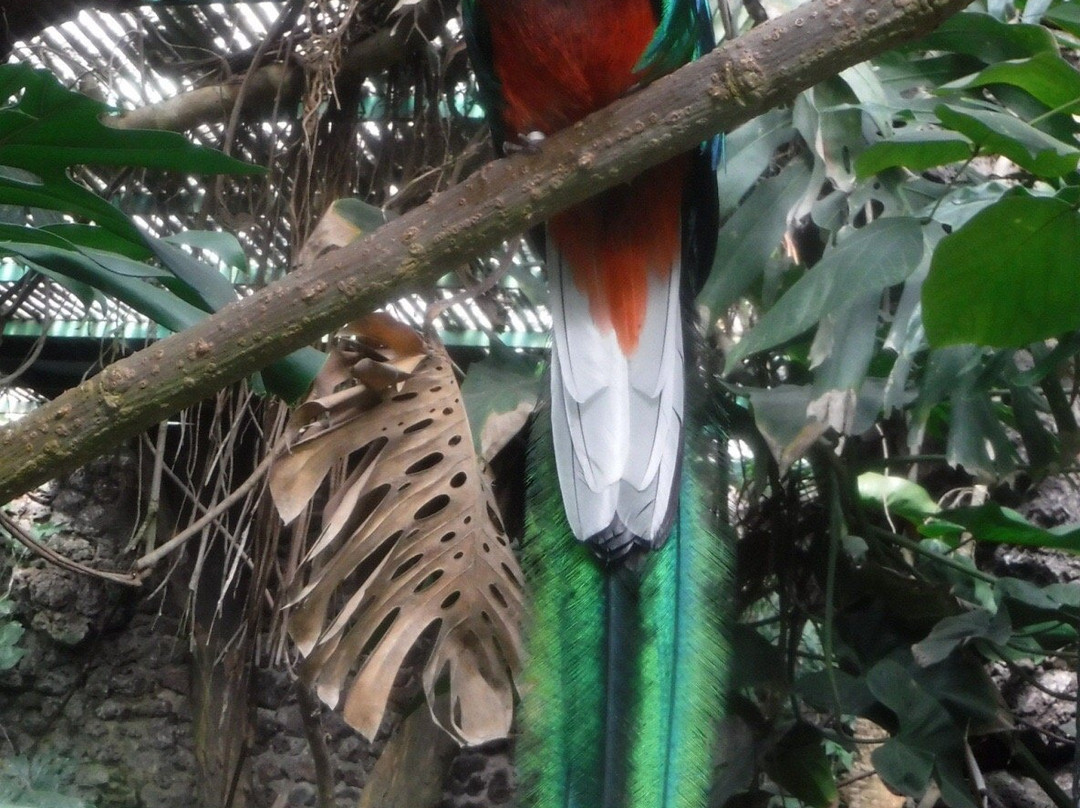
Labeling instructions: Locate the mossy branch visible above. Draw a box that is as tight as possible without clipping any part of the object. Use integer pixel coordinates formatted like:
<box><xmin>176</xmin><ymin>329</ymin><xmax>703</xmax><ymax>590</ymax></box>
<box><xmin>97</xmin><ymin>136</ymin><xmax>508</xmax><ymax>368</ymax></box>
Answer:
<box><xmin>0</xmin><ymin>0</ymin><xmax>974</xmax><ymax>504</ymax></box>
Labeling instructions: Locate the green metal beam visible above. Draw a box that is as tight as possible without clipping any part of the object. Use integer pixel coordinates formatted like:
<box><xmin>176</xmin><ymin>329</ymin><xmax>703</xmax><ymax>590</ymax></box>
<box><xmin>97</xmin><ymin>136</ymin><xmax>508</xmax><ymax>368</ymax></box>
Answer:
<box><xmin>1</xmin><ymin>319</ymin><xmax>550</xmax><ymax>349</ymax></box>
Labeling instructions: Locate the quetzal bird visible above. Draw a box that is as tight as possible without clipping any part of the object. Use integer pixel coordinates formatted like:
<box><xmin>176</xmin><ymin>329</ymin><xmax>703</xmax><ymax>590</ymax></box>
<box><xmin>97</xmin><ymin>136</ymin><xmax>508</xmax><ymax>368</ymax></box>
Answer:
<box><xmin>463</xmin><ymin>1</ymin><xmax>730</xmax><ymax>807</ymax></box>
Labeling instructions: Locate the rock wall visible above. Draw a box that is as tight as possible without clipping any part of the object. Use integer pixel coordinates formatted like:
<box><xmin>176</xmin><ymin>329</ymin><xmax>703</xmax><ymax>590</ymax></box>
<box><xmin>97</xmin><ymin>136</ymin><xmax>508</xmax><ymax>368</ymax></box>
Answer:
<box><xmin>0</xmin><ymin>452</ymin><xmax>381</xmax><ymax>808</ymax></box>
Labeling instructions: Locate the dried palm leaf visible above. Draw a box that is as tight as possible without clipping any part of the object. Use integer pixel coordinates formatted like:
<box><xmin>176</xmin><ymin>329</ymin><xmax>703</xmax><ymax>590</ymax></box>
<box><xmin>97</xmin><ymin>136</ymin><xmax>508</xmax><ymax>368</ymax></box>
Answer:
<box><xmin>269</xmin><ymin>313</ymin><xmax>524</xmax><ymax>745</ymax></box>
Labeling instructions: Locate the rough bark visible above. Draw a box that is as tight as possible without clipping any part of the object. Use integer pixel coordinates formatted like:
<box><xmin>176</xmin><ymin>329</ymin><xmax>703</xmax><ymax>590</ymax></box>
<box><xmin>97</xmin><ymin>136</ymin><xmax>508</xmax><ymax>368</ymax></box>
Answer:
<box><xmin>0</xmin><ymin>0</ymin><xmax>976</xmax><ymax>505</ymax></box>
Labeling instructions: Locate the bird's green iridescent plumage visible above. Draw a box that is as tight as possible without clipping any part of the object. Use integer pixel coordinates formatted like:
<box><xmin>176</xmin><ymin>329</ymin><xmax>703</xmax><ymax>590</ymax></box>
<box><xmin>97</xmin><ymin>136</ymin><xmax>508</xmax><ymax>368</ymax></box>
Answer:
<box><xmin>463</xmin><ymin>2</ymin><xmax>729</xmax><ymax>803</ymax></box>
<box><xmin>521</xmin><ymin>408</ymin><xmax>732</xmax><ymax>808</ymax></box>
<box><xmin>637</xmin><ymin>0</ymin><xmax>714</xmax><ymax>77</ymax></box>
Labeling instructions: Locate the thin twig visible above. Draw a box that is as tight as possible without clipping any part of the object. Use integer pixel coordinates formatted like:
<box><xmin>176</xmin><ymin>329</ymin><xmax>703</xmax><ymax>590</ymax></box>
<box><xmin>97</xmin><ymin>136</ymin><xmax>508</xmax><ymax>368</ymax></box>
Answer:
<box><xmin>133</xmin><ymin>450</ymin><xmax>276</xmax><ymax>572</ymax></box>
<box><xmin>297</xmin><ymin>682</ymin><xmax>336</xmax><ymax>808</ymax></box>
<box><xmin>0</xmin><ymin>510</ymin><xmax>140</xmax><ymax>586</ymax></box>
<box><xmin>422</xmin><ymin>238</ymin><xmax>520</xmax><ymax>338</ymax></box>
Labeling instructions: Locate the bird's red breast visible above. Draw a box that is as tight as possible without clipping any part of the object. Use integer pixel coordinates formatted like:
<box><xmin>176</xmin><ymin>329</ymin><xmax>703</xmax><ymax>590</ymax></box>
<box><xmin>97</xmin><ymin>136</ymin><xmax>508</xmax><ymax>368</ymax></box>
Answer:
<box><xmin>482</xmin><ymin>0</ymin><xmax>658</xmax><ymax>138</ymax></box>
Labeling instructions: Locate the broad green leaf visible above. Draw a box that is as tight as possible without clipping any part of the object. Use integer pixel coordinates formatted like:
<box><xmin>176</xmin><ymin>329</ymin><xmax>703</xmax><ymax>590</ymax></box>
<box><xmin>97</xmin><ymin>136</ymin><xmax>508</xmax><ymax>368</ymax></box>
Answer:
<box><xmin>699</xmin><ymin>158</ymin><xmax>810</xmax><ymax>316</ymax></box>
<box><xmin>920</xmin><ymin>181</ymin><xmax>1012</xmax><ymax>230</ymax></box>
<box><xmin>0</xmin><ymin>235</ymin><xmax>322</xmax><ymax>402</ymax></box>
<box><xmin>855</xmin><ymin>131</ymin><xmax>973</xmax><ymax>178</ymax></box>
<box><xmin>936</xmin><ymin>104</ymin><xmax>1080</xmax><ymax>178</ymax></box>
<box><xmin>146</xmin><ymin>236</ymin><xmax>239</xmax><ymax>313</ymax></box>
<box><xmin>915</xmin><ymin>653</ymin><xmax>1011</xmax><ymax>732</ymax></box>
<box><xmin>727</xmin><ymin>218</ymin><xmax>923</xmax><ymax>366</ymax></box>
<box><xmin>792</xmin><ymin>81</ymin><xmax>865</xmax><ymax>191</ymax></box>
<box><xmin>40</xmin><ymin>223</ymin><xmax>152</xmax><ymax>260</ymax></box>
<box><xmin>715</xmin><ymin>108</ymin><xmax>796</xmax><ymax>217</ymax></box>
<box><xmin>929</xmin><ymin>503</ymin><xmax>1080</xmax><ymax>552</ymax></box>
<box><xmin>762</xmin><ymin>723</ymin><xmax>838</xmax><ymax>808</ymax></box>
<box><xmin>0</xmin><ymin>240</ymin><xmax>207</xmax><ymax>331</ymax></box>
<box><xmin>810</xmin><ymin>291</ymin><xmax>879</xmax><ymax>392</ymax></box>
<box><xmin>1044</xmin><ymin>2</ymin><xmax>1080</xmax><ymax>36</ymax></box>
<box><xmin>867</xmin><ymin>660</ymin><xmax>978</xmax><ymax>808</ymax></box>
<box><xmin>871</xmin><ymin>740</ymin><xmax>934</xmax><ymax>799</ymax></box>
<box><xmin>911</xmin><ymin>608</ymin><xmax>1011</xmax><ymax>666</ymax></box>
<box><xmin>1010</xmin><ymin>383</ymin><xmax>1059</xmax><ymax>470</ymax></box>
<box><xmin>0</xmin><ymin>64</ymin><xmax>258</xmax><ymax>175</ymax></box>
<box><xmin>874</xmin><ymin>51</ymin><xmax>980</xmax><ymax>95</ymax></box>
<box><xmin>0</xmin><ymin>64</ymin><xmax>259</xmax><ymax>239</ymax></box>
<box><xmin>912</xmin><ymin>12</ymin><xmax>1056</xmax><ymax>61</ymax></box>
<box><xmin>260</xmin><ymin>348</ymin><xmax>327</xmax><ymax>405</ymax></box>
<box><xmin>0</xmin><ymin>620</ymin><xmax>25</xmax><ymax>671</ymax></box>
<box><xmin>327</xmin><ymin>197</ymin><xmax>390</xmax><ymax>234</ymax></box>
<box><xmin>947</xmin><ymin>389</ymin><xmax>1020</xmax><ymax>477</ymax></box>
<box><xmin>866</xmin><ymin>659</ymin><xmax>965</xmax><ymax>754</ymax></box>
<box><xmin>923</xmin><ymin>194</ymin><xmax>1080</xmax><ymax>348</ymax></box>
<box><xmin>164</xmin><ymin>230</ymin><xmax>250</xmax><ymax>279</ymax></box>
<box><xmin>997</xmin><ymin>576</ymin><xmax>1069</xmax><ymax>618</ymax></box>
<box><xmin>460</xmin><ymin>338</ymin><xmax>541</xmax><ymax>460</ymax></box>
<box><xmin>857</xmin><ymin>473</ymin><xmax>939</xmax><ymax>522</ymax></box>
<box><xmin>944</xmin><ymin>52</ymin><xmax>1080</xmax><ymax>114</ymax></box>
<box><xmin>796</xmin><ymin>668</ymin><xmax>877</xmax><ymax>716</ymax></box>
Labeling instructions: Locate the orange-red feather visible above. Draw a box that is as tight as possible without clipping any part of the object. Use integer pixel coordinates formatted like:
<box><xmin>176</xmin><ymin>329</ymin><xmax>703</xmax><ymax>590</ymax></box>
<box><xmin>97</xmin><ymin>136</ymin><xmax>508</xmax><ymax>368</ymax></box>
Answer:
<box><xmin>549</xmin><ymin>162</ymin><xmax>685</xmax><ymax>354</ymax></box>
<box><xmin>484</xmin><ymin>0</ymin><xmax>688</xmax><ymax>354</ymax></box>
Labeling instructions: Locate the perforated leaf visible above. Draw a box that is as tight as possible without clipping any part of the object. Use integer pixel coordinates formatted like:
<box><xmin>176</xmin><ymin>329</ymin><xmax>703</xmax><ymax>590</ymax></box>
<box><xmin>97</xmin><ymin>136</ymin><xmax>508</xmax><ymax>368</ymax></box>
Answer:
<box><xmin>269</xmin><ymin>314</ymin><xmax>524</xmax><ymax>745</ymax></box>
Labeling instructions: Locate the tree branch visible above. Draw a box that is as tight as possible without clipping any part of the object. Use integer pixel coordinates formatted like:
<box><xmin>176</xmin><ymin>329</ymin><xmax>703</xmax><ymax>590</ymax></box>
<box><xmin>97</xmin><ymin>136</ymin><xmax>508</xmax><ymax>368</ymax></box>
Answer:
<box><xmin>109</xmin><ymin>0</ymin><xmax>453</xmax><ymax>133</ymax></box>
<box><xmin>0</xmin><ymin>0</ymin><xmax>974</xmax><ymax>504</ymax></box>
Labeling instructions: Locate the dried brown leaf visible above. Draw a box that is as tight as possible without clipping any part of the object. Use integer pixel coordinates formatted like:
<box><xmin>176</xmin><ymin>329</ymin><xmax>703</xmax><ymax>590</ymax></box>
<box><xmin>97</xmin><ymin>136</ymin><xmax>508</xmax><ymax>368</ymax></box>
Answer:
<box><xmin>269</xmin><ymin>313</ymin><xmax>524</xmax><ymax>745</ymax></box>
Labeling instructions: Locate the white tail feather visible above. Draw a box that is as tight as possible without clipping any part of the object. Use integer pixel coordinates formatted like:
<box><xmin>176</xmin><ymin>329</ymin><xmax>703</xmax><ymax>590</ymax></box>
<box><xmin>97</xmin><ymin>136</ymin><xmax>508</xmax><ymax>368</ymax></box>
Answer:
<box><xmin>548</xmin><ymin>236</ymin><xmax>684</xmax><ymax>551</ymax></box>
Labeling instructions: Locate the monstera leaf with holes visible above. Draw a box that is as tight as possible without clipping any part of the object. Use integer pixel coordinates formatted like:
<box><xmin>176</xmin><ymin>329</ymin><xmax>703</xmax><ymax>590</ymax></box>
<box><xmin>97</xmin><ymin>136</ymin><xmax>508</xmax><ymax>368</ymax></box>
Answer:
<box><xmin>269</xmin><ymin>313</ymin><xmax>524</xmax><ymax>745</ymax></box>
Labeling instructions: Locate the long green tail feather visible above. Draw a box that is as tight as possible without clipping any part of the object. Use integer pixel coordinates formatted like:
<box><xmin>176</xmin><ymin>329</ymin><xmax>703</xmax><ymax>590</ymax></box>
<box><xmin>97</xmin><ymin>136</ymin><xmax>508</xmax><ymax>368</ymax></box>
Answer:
<box><xmin>520</xmin><ymin>411</ymin><xmax>732</xmax><ymax>808</ymax></box>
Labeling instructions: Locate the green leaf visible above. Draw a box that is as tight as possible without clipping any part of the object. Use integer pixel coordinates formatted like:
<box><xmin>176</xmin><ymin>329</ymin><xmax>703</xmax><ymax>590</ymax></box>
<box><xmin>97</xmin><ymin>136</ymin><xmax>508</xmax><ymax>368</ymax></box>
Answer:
<box><xmin>1</xmin><ymin>240</ymin><xmax>207</xmax><ymax>331</ymax></box>
<box><xmin>40</xmin><ymin>223</ymin><xmax>152</xmax><ymax>260</ymax></box>
<box><xmin>328</xmin><ymin>197</ymin><xmax>390</xmax><ymax>234</ymax></box>
<box><xmin>1010</xmin><ymin>383</ymin><xmax>1059</xmax><ymax>470</ymax></box>
<box><xmin>921</xmin><ymin>181</ymin><xmax>1012</xmax><ymax>230</ymax></box>
<box><xmin>912</xmin><ymin>12</ymin><xmax>1057</xmax><ymax>61</ymax></box>
<box><xmin>871</xmin><ymin>740</ymin><xmax>934</xmax><ymax>799</ymax></box>
<box><xmin>0</xmin><ymin>64</ymin><xmax>258</xmax><ymax>175</ymax></box>
<box><xmin>857</xmin><ymin>473</ymin><xmax>939</xmax><ymax>522</ymax></box>
<box><xmin>164</xmin><ymin>230</ymin><xmax>249</xmax><ymax>279</ymax></box>
<box><xmin>699</xmin><ymin>158</ymin><xmax>811</xmax><ymax>317</ymax></box>
<box><xmin>911</xmin><ymin>608</ymin><xmax>1011</xmax><ymax>666</ymax></box>
<box><xmin>944</xmin><ymin>52</ymin><xmax>1080</xmax><ymax>114</ymax></box>
<box><xmin>761</xmin><ymin>723</ymin><xmax>838</xmax><ymax>808</ymax></box>
<box><xmin>855</xmin><ymin>131</ymin><xmax>973</xmax><ymax>178</ymax></box>
<box><xmin>947</xmin><ymin>388</ymin><xmax>1020</xmax><ymax>477</ymax></box>
<box><xmin>0</xmin><ymin>64</ymin><xmax>259</xmax><ymax>239</ymax></box>
<box><xmin>866</xmin><ymin>659</ymin><xmax>964</xmax><ymax>753</ymax></box>
<box><xmin>715</xmin><ymin>108</ymin><xmax>796</xmax><ymax>218</ymax></box>
<box><xmin>936</xmin><ymin>104</ymin><xmax>1080</xmax><ymax>178</ymax></box>
<box><xmin>259</xmin><ymin>348</ymin><xmax>326</xmax><ymax>405</ymax></box>
<box><xmin>1043</xmin><ymin>2</ymin><xmax>1080</xmax><ymax>37</ymax></box>
<box><xmin>0</xmin><ymin>619</ymin><xmax>25</xmax><ymax>671</ymax></box>
<box><xmin>727</xmin><ymin>218</ymin><xmax>924</xmax><ymax>366</ymax></box>
<box><xmin>460</xmin><ymin>339</ymin><xmax>541</xmax><ymax>460</ymax></box>
<box><xmin>0</xmin><ymin>235</ymin><xmax>322</xmax><ymax>402</ymax></box>
<box><xmin>923</xmin><ymin>194</ymin><xmax>1080</xmax><ymax>348</ymax></box>
<box><xmin>915</xmin><ymin>653</ymin><xmax>1011</xmax><ymax>732</ymax></box>
<box><xmin>810</xmin><ymin>291</ymin><xmax>880</xmax><ymax>393</ymax></box>
<box><xmin>796</xmin><ymin>668</ymin><xmax>877</xmax><ymax>716</ymax></box>
<box><xmin>867</xmin><ymin>659</ymin><xmax>977</xmax><ymax>808</ymax></box>
<box><xmin>930</xmin><ymin>502</ymin><xmax>1080</xmax><ymax>552</ymax></box>
<box><xmin>146</xmin><ymin>236</ymin><xmax>239</xmax><ymax>313</ymax></box>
